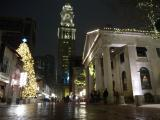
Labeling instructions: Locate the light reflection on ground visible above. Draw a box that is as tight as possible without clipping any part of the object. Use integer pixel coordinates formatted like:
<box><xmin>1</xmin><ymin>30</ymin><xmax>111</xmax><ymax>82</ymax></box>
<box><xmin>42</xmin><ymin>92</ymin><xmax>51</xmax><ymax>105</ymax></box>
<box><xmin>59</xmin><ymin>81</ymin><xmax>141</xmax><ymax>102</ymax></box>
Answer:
<box><xmin>14</xmin><ymin>105</ymin><xmax>27</xmax><ymax>116</ymax></box>
<box><xmin>0</xmin><ymin>102</ymin><xmax>160</xmax><ymax>120</ymax></box>
<box><xmin>74</xmin><ymin>103</ymin><xmax>87</xmax><ymax>119</ymax></box>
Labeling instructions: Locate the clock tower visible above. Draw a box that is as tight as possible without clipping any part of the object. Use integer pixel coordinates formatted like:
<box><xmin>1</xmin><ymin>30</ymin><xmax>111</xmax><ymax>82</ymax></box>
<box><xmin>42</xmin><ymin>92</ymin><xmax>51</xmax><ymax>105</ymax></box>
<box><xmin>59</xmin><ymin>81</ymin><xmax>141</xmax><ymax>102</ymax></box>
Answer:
<box><xmin>57</xmin><ymin>1</ymin><xmax>76</xmax><ymax>97</ymax></box>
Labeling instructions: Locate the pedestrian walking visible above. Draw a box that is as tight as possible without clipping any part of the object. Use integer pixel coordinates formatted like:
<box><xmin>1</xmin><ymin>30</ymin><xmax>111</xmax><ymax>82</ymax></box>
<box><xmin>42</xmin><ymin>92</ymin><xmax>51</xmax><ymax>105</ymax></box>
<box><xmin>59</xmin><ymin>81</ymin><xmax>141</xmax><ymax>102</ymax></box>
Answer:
<box><xmin>103</xmin><ymin>88</ymin><xmax>108</xmax><ymax>104</ymax></box>
<box><xmin>113</xmin><ymin>90</ymin><xmax>119</xmax><ymax>104</ymax></box>
<box><xmin>97</xmin><ymin>89</ymin><xmax>101</xmax><ymax>102</ymax></box>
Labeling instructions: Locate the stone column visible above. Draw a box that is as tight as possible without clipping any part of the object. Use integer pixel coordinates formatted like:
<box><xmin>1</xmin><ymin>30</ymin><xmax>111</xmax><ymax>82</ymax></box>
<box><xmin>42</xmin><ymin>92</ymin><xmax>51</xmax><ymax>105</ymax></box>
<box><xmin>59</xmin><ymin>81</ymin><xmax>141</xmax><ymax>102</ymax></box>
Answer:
<box><xmin>147</xmin><ymin>47</ymin><xmax>159</xmax><ymax>94</ymax></box>
<box><xmin>74</xmin><ymin>31</ymin><xmax>75</xmax><ymax>40</ymax></box>
<box><xmin>85</xmin><ymin>67</ymin><xmax>90</xmax><ymax>99</ymax></box>
<box><xmin>127</xmin><ymin>45</ymin><xmax>143</xmax><ymax>105</ymax></box>
<box><xmin>103</xmin><ymin>46</ymin><xmax>114</xmax><ymax>103</ymax></box>
<box><xmin>71</xmin><ymin>30</ymin><xmax>73</xmax><ymax>40</ymax></box>
<box><xmin>95</xmin><ymin>56</ymin><xmax>103</xmax><ymax>91</ymax></box>
<box><xmin>88</xmin><ymin>66</ymin><xmax>94</xmax><ymax>98</ymax></box>
<box><xmin>114</xmin><ymin>54</ymin><xmax>122</xmax><ymax>93</ymax></box>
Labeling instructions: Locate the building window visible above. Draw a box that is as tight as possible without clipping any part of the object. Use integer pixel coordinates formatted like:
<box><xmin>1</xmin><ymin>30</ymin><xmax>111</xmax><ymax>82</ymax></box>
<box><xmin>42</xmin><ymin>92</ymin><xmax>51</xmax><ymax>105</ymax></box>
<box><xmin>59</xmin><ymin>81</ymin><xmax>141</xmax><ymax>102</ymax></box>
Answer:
<box><xmin>122</xmin><ymin>71</ymin><xmax>127</xmax><ymax>91</ymax></box>
<box><xmin>1</xmin><ymin>57</ymin><xmax>9</xmax><ymax>73</ymax></box>
<box><xmin>136</xmin><ymin>47</ymin><xmax>147</xmax><ymax>57</ymax></box>
<box><xmin>63</xmin><ymin>71</ymin><xmax>69</xmax><ymax>85</ymax></box>
<box><xmin>156</xmin><ymin>48</ymin><xmax>160</xmax><ymax>57</ymax></box>
<box><xmin>120</xmin><ymin>53</ymin><xmax>124</xmax><ymax>63</ymax></box>
<box><xmin>140</xmin><ymin>67</ymin><xmax>152</xmax><ymax>89</ymax></box>
<box><xmin>111</xmin><ymin>61</ymin><xmax>113</xmax><ymax>69</ymax></box>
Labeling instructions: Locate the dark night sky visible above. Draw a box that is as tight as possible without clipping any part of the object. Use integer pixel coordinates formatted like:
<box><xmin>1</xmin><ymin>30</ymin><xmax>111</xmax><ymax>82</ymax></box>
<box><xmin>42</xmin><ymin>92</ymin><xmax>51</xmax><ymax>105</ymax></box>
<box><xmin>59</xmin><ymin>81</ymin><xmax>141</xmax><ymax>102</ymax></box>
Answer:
<box><xmin>0</xmin><ymin>0</ymin><xmax>146</xmax><ymax>57</ymax></box>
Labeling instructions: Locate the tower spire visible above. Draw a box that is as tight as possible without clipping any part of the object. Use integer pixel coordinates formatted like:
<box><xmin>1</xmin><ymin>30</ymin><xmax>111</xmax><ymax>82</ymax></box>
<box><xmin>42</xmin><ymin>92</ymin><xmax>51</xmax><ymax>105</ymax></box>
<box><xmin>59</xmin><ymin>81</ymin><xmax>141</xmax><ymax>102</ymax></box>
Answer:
<box><xmin>65</xmin><ymin>0</ymin><xmax>72</xmax><ymax>5</ymax></box>
<box><xmin>60</xmin><ymin>1</ymin><xmax>74</xmax><ymax>27</ymax></box>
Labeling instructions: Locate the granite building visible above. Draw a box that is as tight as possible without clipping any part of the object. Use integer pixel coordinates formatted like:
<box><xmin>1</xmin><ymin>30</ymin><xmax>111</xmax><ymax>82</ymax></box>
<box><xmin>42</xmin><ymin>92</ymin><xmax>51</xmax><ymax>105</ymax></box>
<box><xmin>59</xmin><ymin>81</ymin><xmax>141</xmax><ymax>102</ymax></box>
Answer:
<box><xmin>83</xmin><ymin>28</ymin><xmax>160</xmax><ymax>104</ymax></box>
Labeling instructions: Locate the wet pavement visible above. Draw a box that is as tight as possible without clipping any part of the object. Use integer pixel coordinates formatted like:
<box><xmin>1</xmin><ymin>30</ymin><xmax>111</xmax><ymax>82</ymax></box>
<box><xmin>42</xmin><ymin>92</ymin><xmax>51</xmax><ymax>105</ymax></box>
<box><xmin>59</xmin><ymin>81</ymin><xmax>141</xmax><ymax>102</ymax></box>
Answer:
<box><xmin>0</xmin><ymin>102</ymin><xmax>160</xmax><ymax>120</ymax></box>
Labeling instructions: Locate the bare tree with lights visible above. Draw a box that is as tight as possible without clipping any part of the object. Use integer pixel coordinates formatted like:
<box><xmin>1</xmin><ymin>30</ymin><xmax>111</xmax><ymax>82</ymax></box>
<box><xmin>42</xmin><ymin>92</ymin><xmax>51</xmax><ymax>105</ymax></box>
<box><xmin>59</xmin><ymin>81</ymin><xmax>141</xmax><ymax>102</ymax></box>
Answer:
<box><xmin>16</xmin><ymin>39</ymin><xmax>37</xmax><ymax>98</ymax></box>
<box><xmin>137</xmin><ymin>0</ymin><xmax>160</xmax><ymax>33</ymax></box>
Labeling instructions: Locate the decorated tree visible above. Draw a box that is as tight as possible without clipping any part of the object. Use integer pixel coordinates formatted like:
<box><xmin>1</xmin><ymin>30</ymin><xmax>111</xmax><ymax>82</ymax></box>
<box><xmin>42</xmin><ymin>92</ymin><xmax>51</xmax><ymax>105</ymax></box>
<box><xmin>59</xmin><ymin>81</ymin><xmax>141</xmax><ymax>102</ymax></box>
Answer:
<box><xmin>137</xmin><ymin>0</ymin><xmax>160</xmax><ymax>33</ymax></box>
<box><xmin>74</xmin><ymin>69</ymin><xmax>86</xmax><ymax>87</ymax></box>
<box><xmin>16</xmin><ymin>39</ymin><xmax>37</xmax><ymax>98</ymax></box>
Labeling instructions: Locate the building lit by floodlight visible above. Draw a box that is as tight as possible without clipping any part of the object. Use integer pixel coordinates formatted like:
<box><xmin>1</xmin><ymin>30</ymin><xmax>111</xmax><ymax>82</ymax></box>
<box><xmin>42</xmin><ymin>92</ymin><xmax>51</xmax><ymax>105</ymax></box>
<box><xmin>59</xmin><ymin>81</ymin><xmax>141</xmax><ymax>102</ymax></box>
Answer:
<box><xmin>83</xmin><ymin>28</ymin><xmax>160</xmax><ymax>105</ymax></box>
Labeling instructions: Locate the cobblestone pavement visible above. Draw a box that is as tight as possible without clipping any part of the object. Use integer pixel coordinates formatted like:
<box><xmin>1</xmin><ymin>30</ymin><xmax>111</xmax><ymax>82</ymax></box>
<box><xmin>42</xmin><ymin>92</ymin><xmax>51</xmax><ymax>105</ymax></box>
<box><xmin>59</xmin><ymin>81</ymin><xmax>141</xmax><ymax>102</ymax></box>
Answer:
<box><xmin>0</xmin><ymin>102</ymin><xmax>160</xmax><ymax>120</ymax></box>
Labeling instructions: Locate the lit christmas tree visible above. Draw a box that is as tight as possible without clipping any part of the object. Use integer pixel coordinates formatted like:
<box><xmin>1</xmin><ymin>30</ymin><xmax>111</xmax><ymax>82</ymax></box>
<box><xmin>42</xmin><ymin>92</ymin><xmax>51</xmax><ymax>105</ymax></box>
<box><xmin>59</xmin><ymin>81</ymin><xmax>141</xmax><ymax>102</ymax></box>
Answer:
<box><xmin>74</xmin><ymin>70</ymin><xmax>86</xmax><ymax>87</ymax></box>
<box><xmin>16</xmin><ymin>39</ymin><xmax>37</xmax><ymax>98</ymax></box>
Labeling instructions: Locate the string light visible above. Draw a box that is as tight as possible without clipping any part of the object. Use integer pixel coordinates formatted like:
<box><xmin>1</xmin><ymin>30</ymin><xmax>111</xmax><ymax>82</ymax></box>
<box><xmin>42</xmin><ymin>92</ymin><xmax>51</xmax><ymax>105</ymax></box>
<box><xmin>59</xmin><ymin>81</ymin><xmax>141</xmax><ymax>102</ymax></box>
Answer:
<box><xmin>74</xmin><ymin>70</ymin><xmax>86</xmax><ymax>87</ymax></box>
<box><xmin>137</xmin><ymin>0</ymin><xmax>160</xmax><ymax>38</ymax></box>
<box><xmin>16</xmin><ymin>42</ymin><xmax>37</xmax><ymax>98</ymax></box>
<box><xmin>103</xmin><ymin>27</ymin><xmax>160</xmax><ymax>39</ymax></box>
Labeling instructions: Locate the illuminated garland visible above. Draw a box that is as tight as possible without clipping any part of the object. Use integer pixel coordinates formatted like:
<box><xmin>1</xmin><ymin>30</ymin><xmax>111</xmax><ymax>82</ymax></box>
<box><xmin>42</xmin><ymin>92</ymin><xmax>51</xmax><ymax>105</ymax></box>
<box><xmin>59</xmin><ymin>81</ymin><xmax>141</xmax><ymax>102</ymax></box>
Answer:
<box><xmin>103</xmin><ymin>27</ymin><xmax>160</xmax><ymax>39</ymax></box>
<box><xmin>16</xmin><ymin>42</ymin><xmax>37</xmax><ymax>98</ymax></box>
<box><xmin>74</xmin><ymin>79</ymin><xmax>86</xmax><ymax>87</ymax></box>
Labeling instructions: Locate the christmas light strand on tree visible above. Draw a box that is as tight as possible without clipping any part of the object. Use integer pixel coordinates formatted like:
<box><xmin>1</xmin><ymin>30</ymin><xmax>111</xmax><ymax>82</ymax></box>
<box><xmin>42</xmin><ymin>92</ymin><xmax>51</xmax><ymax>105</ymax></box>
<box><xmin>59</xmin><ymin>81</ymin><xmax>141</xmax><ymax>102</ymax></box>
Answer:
<box><xmin>137</xmin><ymin>0</ymin><xmax>160</xmax><ymax>37</ymax></box>
<box><xmin>74</xmin><ymin>70</ymin><xmax>86</xmax><ymax>87</ymax></box>
<box><xmin>16</xmin><ymin>41</ymin><xmax>37</xmax><ymax>98</ymax></box>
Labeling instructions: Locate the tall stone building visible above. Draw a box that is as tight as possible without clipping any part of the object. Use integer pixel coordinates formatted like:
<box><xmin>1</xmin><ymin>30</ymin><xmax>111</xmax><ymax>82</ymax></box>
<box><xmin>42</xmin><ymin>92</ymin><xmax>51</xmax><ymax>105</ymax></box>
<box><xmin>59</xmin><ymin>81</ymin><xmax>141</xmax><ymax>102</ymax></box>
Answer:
<box><xmin>57</xmin><ymin>1</ymin><xmax>76</xmax><ymax>97</ymax></box>
<box><xmin>34</xmin><ymin>55</ymin><xmax>56</xmax><ymax>98</ymax></box>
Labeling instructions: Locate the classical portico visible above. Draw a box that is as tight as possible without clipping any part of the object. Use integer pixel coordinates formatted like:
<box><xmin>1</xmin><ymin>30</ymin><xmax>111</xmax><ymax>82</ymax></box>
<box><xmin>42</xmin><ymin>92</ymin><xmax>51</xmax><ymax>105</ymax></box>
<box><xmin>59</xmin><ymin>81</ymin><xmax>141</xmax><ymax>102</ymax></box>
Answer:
<box><xmin>83</xmin><ymin>28</ymin><xmax>160</xmax><ymax>104</ymax></box>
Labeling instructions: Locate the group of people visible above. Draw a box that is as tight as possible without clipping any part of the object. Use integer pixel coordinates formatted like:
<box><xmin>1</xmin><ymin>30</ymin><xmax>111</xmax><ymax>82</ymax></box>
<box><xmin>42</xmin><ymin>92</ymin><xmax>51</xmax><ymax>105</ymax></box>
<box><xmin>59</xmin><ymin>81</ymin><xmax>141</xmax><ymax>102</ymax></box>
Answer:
<box><xmin>90</xmin><ymin>88</ymin><xmax>108</xmax><ymax>104</ymax></box>
<box><xmin>90</xmin><ymin>88</ymin><xmax>120</xmax><ymax>104</ymax></box>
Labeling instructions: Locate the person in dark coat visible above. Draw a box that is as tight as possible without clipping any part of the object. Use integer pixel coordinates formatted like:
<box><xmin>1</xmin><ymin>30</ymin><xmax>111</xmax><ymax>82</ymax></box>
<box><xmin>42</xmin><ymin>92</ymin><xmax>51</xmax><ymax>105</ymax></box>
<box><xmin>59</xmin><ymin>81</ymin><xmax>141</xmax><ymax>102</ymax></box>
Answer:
<box><xmin>103</xmin><ymin>88</ymin><xmax>108</xmax><ymax>104</ymax></box>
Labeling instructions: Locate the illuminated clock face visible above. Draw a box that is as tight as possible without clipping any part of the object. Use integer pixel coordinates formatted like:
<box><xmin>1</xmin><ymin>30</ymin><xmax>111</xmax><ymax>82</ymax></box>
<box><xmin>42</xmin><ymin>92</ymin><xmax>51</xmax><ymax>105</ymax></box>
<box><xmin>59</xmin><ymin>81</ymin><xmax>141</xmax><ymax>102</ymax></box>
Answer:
<box><xmin>64</xmin><ymin>13</ymin><xmax>71</xmax><ymax>19</ymax></box>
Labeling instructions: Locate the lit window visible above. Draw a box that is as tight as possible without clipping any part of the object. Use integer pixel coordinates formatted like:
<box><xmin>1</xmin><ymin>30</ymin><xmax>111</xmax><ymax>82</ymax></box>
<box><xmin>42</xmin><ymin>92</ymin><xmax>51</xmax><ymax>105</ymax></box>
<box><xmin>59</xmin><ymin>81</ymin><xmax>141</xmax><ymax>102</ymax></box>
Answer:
<box><xmin>2</xmin><ymin>57</ymin><xmax>9</xmax><ymax>73</ymax></box>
